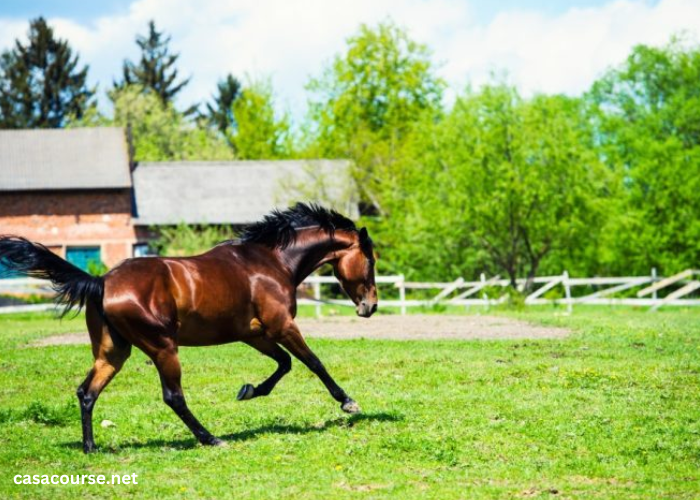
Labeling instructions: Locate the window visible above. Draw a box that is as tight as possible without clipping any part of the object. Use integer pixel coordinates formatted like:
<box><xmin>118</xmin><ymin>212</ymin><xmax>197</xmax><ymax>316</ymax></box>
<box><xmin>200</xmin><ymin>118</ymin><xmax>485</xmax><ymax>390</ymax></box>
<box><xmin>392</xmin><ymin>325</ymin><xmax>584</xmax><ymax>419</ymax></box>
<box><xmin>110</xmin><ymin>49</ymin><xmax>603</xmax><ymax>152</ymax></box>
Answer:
<box><xmin>66</xmin><ymin>246</ymin><xmax>101</xmax><ymax>272</ymax></box>
<box><xmin>133</xmin><ymin>243</ymin><xmax>155</xmax><ymax>257</ymax></box>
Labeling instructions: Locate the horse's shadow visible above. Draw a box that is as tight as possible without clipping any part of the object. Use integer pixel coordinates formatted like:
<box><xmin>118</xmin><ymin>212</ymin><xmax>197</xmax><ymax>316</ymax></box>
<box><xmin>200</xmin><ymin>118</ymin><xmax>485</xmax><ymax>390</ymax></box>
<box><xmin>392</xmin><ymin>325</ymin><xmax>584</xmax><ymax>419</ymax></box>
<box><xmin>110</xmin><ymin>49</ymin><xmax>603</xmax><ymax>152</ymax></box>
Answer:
<box><xmin>61</xmin><ymin>411</ymin><xmax>403</xmax><ymax>453</ymax></box>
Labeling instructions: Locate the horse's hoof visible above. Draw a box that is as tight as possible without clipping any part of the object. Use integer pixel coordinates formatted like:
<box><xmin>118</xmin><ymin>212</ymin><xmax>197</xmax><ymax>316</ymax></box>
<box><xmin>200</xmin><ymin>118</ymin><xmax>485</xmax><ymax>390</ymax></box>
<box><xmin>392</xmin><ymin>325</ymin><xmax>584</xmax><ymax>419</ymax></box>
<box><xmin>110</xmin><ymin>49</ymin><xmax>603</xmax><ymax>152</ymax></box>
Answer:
<box><xmin>203</xmin><ymin>436</ymin><xmax>227</xmax><ymax>447</ymax></box>
<box><xmin>341</xmin><ymin>399</ymin><xmax>361</xmax><ymax>414</ymax></box>
<box><xmin>82</xmin><ymin>444</ymin><xmax>97</xmax><ymax>454</ymax></box>
<box><xmin>237</xmin><ymin>383</ymin><xmax>255</xmax><ymax>401</ymax></box>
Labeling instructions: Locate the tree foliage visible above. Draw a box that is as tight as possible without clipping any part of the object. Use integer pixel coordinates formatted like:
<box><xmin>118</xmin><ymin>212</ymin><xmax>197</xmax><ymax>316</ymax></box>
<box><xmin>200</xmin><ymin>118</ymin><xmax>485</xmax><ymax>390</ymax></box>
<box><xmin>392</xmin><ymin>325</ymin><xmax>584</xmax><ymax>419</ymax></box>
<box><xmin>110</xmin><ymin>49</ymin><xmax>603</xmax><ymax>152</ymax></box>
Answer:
<box><xmin>588</xmin><ymin>38</ymin><xmax>700</xmax><ymax>275</ymax></box>
<box><xmin>301</xmin><ymin>23</ymin><xmax>700</xmax><ymax>283</ymax></box>
<box><xmin>366</xmin><ymin>85</ymin><xmax>609</xmax><ymax>284</ymax></box>
<box><xmin>0</xmin><ymin>17</ymin><xmax>93</xmax><ymax>128</ymax></box>
<box><xmin>305</xmin><ymin>21</ymin><xmax>444</xmax><ymax>208</ymax></box>
<box><xmin>229</xmin><ymin>79</ymin><xmax>291</xmax><ymax>159</ymax></box>
<box><xmin>71</xmin><ymin>85</ymin><xmax>233</xmax><ymax>161</ymax></box>
<box><xmin>205</xmin><ymin>73</ymin><xmax>241</xmax><ymax>137</ymax></box>
<box><xmin>113</xmin><ymin>85</ymin><xmax>233</xmax><ymax>161</ymax></box>
<box><xmin>116</xmin><ymin>20</ymin><xmax>192</xmax><ymax>111</ymax></box>
<box><xmin>308</xmin><ymin>21</ymin><xmax>443</xmax><ymax>140</ymax></box>
<box><xmin>152</xmin><ymin>223</ymin><xmax>233</xmax><ymax>257</ymax></box>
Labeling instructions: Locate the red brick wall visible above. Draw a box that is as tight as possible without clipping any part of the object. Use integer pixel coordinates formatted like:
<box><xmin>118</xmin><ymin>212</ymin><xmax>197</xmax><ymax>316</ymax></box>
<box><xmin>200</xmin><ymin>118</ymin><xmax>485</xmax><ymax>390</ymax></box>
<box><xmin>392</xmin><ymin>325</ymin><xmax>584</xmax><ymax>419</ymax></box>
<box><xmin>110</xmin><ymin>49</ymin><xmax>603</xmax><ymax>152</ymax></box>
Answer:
<box><xmin>0</xmin><ymin>190</ymin><xmax>137</xmax><ymax>267</ymax></box>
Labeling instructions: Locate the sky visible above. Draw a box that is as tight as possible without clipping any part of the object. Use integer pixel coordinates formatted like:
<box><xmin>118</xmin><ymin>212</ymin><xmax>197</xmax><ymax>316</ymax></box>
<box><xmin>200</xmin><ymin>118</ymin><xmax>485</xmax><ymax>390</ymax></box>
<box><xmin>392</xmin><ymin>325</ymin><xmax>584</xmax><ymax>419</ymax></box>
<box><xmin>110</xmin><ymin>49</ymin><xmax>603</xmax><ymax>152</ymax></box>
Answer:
<box><xmin>0</xmin><ymin>0</ymin><xmax>698</xmax><ymax>119</ymax></box>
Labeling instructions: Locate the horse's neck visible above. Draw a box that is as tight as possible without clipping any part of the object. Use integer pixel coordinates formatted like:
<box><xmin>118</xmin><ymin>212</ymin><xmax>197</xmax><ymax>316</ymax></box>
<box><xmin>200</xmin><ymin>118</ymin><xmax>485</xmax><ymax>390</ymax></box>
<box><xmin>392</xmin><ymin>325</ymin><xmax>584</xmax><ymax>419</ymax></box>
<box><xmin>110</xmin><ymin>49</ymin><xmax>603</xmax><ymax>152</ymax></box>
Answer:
<box><xmin>279</xmin><ymin>232</ymin><xmax>348</xmax><ymax>286</ymax></box>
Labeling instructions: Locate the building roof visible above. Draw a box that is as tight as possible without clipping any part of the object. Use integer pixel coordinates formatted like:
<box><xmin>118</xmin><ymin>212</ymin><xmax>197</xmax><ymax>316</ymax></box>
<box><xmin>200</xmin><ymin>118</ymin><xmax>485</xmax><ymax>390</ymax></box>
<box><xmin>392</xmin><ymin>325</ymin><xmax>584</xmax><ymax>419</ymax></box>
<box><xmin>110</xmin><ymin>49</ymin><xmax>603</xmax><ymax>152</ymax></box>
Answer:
<box><xmin>132</xmin><ymin>160</ymin><xmax>357</xmax><ymax>225</ymax></box>
<box><xmin>0</xmin><ymin>127</ymin><xmax>132</xmax><ymax>191</ymax></box>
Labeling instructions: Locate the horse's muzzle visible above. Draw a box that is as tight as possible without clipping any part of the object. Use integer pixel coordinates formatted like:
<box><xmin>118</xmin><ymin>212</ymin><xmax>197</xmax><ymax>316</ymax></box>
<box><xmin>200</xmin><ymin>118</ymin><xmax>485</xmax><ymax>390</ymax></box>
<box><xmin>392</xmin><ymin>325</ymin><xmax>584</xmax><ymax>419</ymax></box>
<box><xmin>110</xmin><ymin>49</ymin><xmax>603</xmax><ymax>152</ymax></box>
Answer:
<box><xmin>356</xmin><ymin>301</ymin><xmax>378</xmax><ymax>318</ymax></box>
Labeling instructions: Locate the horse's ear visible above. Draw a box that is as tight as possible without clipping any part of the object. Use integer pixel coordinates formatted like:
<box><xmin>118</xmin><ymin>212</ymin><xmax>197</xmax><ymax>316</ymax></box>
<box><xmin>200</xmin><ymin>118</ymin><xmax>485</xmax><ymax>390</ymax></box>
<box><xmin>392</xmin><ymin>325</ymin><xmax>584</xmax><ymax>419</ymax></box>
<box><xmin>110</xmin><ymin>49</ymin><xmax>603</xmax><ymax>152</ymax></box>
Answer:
<box><xmin>358</xmin><ymin>227</ymin><xmax>373</xmax><ymax>255</ymax></box>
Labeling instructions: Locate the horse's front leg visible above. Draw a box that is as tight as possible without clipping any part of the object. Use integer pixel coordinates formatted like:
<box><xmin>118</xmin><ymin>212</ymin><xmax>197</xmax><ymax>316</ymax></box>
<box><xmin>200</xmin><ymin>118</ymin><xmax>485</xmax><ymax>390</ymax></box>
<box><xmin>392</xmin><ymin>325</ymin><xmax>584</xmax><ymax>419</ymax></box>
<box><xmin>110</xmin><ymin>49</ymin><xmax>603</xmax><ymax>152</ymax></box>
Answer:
<box><xmin>237</xmin><ymin>337</ymin><xmax>292</xmax><ymax>401</ymax></box>
<box><xmin>275</xmin><ymin>320</ymin><xmax>360</xmax><ymax>414</ymax></box>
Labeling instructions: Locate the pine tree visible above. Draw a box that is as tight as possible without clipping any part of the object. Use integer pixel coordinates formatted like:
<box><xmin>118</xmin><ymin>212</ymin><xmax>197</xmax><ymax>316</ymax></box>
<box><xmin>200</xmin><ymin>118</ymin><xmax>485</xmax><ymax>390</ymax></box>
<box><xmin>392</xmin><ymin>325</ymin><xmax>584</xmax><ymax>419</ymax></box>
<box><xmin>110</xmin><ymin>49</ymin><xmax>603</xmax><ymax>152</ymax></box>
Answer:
<box><xmin>205</xmin><ymin>73</ymin><xmax>241</xmax><ymax>135</ymax></box>
<box><xmin>117</xmin><ymin>20</ymin><xmax>190</xmax><ymax>108</ymax></box>
<box><xmin>0</xmin><ymin>17</ymin><xmax>93</xmax><ymax>128</ymax></box>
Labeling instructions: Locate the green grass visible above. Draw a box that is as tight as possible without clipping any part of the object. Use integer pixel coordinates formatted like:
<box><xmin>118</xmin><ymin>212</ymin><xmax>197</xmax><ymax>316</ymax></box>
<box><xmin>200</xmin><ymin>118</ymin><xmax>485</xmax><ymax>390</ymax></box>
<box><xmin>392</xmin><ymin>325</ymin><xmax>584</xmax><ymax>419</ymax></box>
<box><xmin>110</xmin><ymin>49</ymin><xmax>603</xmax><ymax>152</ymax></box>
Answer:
<box><xmin>0</xmin><ymin>308</ymin><xmax>698</xmax><ymax>499</ymax></box>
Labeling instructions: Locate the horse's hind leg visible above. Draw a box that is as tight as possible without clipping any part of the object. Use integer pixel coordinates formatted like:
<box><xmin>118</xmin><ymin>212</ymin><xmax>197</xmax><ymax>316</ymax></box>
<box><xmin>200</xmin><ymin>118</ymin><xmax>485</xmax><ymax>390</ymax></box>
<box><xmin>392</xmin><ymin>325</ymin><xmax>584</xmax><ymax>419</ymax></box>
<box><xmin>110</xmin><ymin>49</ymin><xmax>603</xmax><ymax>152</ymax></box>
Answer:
<box><xmin>77</xmin><ymin>306</ymin><xmax>131</xmax><ymax>453</ymax></box>
<box><xmin>237</xmin><ymin>337</ymin><xmax>292</xmax><ymax>401</ymax></box>
<box><xmin>150</xmin><ymin>342</ymin><xmax>224</xmax><ymax>447</ymax></box>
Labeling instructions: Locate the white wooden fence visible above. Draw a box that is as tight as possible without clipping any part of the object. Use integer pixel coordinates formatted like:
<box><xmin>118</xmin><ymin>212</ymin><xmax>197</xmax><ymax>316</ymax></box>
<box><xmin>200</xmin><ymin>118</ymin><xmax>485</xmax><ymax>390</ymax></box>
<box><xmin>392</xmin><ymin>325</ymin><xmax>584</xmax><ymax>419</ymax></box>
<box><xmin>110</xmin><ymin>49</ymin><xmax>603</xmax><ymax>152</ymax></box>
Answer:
<box><xmin>299</xmin><ymin>269</ymin><xmax>700</xmax><ymax>316</ymax></box>
<box><xmin>0</xmin><ymin>277</ymin><xmax>57</xmax><ymax>314</ymax></box>
<box><xmin>1</xmin><ymin>269</ymin><xmax>699</xmax><ymax>315</ymax></box>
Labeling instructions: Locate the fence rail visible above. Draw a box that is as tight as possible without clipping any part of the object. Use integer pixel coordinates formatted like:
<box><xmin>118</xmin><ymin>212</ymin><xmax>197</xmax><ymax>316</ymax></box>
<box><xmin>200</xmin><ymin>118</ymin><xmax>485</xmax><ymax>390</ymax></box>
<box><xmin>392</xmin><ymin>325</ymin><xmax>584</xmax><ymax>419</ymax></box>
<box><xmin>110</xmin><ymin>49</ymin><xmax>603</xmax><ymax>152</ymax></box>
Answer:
<box><xmin>298</xmin><ymin>269</ymin><xmax>700</xmax><ymax>316</ymax></box>
<box><xmin>2</xmin><ymin>269</ymin><xmax>700</xmax><ymax>315</ymax></box>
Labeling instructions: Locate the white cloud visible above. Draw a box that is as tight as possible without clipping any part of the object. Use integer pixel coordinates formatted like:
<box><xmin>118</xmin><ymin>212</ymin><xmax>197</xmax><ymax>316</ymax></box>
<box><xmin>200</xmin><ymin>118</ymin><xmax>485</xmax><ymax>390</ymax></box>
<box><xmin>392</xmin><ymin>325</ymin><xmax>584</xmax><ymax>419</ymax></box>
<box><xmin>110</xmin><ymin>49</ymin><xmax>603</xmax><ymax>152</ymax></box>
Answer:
<box><xmin>438</xmin><ymin>0</ymin><xmax>700</xmax><ymax>97</ymax></box>
<box><xmin>0</xmin><ymin>18</ymin><xmax>30</xmax><ymax>52</ymax></box>
<box><xmin>1</xmin><ymin>0</ymin><xmax>699</xmax><ymax>118</ymax></box>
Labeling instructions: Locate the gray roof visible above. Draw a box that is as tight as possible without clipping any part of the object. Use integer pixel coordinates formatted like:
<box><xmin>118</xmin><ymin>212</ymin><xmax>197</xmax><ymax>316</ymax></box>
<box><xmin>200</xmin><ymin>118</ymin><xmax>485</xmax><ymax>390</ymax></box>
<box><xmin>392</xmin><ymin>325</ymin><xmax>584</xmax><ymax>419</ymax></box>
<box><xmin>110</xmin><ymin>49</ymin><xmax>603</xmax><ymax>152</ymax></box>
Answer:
<box><xmin>0</xmin><ymin>127</ymin><xmax>131</xmax><ymax>191</ymax></box>
<box><xmin>132</xmin><ymin>160</ymin><xmax>358</xmax><ymax>225</ymax></box>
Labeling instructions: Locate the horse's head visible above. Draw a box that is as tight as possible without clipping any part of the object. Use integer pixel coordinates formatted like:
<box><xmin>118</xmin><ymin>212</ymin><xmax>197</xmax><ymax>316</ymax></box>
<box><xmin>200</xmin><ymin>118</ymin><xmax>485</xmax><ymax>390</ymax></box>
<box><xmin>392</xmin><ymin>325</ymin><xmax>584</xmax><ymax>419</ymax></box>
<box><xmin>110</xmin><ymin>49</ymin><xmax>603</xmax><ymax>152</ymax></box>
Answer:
<box><xmin>333</xmin><ymin>227</ymin><xmax>378</xmax><ymax>318</ymax></box>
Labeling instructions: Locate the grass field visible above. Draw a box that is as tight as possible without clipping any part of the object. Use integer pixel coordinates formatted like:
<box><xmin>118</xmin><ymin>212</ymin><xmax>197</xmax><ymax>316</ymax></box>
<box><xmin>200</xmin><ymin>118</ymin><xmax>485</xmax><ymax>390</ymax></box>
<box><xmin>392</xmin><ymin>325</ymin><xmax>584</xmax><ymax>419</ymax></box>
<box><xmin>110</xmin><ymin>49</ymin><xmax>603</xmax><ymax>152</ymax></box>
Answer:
<box><xmin>0</xmin><ymin>307</ymin><xmax>698</xmax><ymax>499</ymax></box>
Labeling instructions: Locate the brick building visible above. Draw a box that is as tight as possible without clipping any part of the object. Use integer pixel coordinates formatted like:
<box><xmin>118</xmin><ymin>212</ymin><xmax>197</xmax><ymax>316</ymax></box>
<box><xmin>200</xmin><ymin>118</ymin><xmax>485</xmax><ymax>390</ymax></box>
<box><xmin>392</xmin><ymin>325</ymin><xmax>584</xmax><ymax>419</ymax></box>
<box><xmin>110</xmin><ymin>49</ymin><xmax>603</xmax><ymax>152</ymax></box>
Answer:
<box><xmin>0</xmin><ymin>127</ymin><xmax>356</xmax><ymax>271</ymax></box>
<box><xmin>0</xmin><ymin>127</ymin><xmax>136</xmax><ymax>269</ymax></box>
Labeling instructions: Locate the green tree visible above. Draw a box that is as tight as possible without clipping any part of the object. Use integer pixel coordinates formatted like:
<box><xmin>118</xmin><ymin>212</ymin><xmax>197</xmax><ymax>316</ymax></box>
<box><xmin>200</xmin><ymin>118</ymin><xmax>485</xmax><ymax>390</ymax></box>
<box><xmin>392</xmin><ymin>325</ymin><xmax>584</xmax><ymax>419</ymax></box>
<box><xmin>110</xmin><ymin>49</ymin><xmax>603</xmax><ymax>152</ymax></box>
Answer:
<box><xmin>205</xmin><ymin>73</ymin><xmax>241</xmax><ymax>137</ymax></box>
<box><xmin>0</xmin><ymin>17</ymin><xmax>94</xmax><ymax>128</ymax></box>
<box><xmin>370</xmin><ymin>85</ymin><xmax>609</xmax><ymax>286</ymax></box>
<box><xmin>116</xmin><ymin>20</ymin><xmax>192</xmax><ymax>111</ymax></box>
<box><xmin>72</xmin><ymin>85</ymin><xmax>233</xmax><ymax>161</ymax></box>
<box><xmin>229</xmin><ymin>79</ymin><xmax>292</xmax><ymax>159</ymax></box>
<box><xmin>305</xmin><ymin>21</ymin><xmax>444</xmax><ymax>209</ymax></box>
<box><xmin>153</xmin><ymin>223</ymin><xmax>233</xmax><ymax>256</ymax></box>
<box><xmin>588</xmin><ymin>38</ymin><xmax>700</xmax><ymax>274</ymax></box>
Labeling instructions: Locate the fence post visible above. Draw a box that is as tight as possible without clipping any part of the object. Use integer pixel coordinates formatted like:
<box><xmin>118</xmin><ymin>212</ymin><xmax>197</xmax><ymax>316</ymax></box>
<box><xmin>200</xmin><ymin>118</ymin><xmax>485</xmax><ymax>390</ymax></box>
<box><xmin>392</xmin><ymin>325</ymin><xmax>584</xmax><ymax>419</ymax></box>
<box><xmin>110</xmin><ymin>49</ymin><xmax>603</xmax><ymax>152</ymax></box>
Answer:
<box><xmin>480</xmin><ymin>273</ymin><xmax>489</xmax><ymax>311</ymax></box>
<box><xmin>313</xmin><ymin>280</ymin><xmax>322</xmax><ymax>318</ymax></box>
<box><xmin>563</xmin><ymin>271</ymin><xmax>572</xmax><ymax>313</ymax></box>
<box><xmin>398</xmin><ymin>275</ymin><xmax>406</xmax><ymax>316</ymax></box>
<box><xmin>651</xmin><ymin>267</ymin><xmax>658</xmax><ymax>301</ymax></box>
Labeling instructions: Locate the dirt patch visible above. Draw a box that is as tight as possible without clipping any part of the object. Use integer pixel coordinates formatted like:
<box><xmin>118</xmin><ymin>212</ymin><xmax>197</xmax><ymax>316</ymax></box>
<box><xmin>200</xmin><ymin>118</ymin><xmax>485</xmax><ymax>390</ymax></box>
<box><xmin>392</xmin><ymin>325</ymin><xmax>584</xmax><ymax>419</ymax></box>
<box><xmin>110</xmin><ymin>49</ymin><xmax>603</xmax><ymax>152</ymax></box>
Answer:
<box><xmin>31</xmin><ymin>315</ymin><xmax>568</xmax><ymax>346</ymax></box>
<box><xmin>33</xmin><ymin>333</ymin><xmax>89</xmax><ymax>346</ymax></box>
<box><xmin>297</xmin><ymin>315</ymin><xmax>568</xmax><ymax>340</ymax></box>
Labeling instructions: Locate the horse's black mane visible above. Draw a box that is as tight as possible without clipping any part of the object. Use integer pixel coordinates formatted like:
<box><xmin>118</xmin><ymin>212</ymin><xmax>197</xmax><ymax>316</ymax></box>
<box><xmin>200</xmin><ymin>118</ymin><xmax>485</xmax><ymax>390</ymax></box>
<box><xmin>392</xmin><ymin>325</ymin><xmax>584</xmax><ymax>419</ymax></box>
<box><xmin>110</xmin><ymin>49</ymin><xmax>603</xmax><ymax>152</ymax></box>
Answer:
<box><xmin>238</xmin><ymin>202</ymin><xmax>357</xmax><ymax>248</ymax></box>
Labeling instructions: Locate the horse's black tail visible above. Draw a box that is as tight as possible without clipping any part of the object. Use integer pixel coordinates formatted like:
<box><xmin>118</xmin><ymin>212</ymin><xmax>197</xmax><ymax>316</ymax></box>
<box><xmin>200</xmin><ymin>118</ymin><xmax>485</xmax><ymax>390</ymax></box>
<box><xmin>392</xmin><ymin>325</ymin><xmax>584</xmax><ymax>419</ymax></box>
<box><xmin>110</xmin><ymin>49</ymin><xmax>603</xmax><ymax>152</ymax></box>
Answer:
<box><xmin>0</xmin><ymin>236</ymin><xmax>104</xmax><ymax>318</ymax></box>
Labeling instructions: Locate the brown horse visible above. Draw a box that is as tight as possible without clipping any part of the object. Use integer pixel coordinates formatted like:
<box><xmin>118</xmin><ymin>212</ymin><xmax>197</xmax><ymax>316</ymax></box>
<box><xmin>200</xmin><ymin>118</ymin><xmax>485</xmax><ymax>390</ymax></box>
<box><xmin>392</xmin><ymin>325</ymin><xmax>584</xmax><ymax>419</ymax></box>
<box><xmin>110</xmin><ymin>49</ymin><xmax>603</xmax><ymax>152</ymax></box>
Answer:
<box><xmin>0</xmin><ymin>203</ymin><xmax>378</xmax><ymax>453</ymax></box>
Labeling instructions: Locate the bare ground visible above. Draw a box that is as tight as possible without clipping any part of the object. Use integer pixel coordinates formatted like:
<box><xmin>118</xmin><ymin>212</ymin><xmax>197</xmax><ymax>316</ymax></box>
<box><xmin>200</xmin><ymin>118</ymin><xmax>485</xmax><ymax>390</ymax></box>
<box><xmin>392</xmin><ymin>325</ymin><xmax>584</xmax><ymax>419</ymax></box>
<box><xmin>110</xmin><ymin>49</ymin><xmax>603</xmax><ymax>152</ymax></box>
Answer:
<box><xmin>31</xmin><ymin>314</ymin><xmax>568</xmax><ymax>346</ymax></box>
